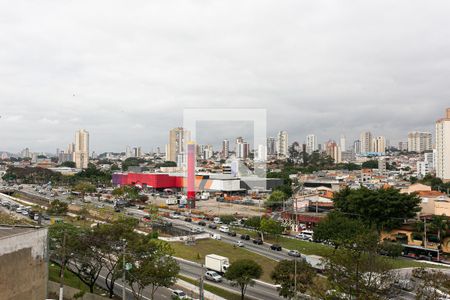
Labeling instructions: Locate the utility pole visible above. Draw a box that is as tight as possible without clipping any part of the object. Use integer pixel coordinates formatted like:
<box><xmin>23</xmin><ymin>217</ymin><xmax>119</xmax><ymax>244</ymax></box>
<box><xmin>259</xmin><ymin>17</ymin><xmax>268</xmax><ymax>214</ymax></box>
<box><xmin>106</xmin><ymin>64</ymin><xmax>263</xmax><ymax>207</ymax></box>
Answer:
<box><xmin>59</xmin><ymin>231</ymin><xmax>67</xmax><ymax>300</ymax></box>
<box><xmin>424</xmin><ymin>217</ymin><xmax>427</xmax><ymax>249</ymax></box>
<box><xmin>294</xmin><ymin>258</ymin><xmax>297</xmax><ymax>300</ymax></box>
<box><xmin>199</xmin><ymin>264</ymin><xmax>205</xmax><ymax>300</ymax></box>
<box><xmin>122</xmin><ymin>239</ymin><xmax>127</xmax><ymax>300</ymax></box>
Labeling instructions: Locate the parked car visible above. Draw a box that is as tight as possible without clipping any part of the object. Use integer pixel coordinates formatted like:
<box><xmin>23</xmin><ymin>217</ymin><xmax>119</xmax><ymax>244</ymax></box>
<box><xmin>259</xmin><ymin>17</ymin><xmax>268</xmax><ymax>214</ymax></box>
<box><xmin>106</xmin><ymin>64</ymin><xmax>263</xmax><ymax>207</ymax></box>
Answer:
<box><xmin>198</xmin><ymin>220</ymin><xmax>206</xmax><ymax>226</ymax></box>
<box><xmin>240</xmin><ymin>234</ymin><xmax>250</xmax><ymax>240</ymax></box>
<box><xmin>227</xmin><ymin>231</ymin><xmax>237</xmax><ymax>237</ymax></box>
<box><xmin>208</xmin><ymin>223</ymin><xmax>217</xmax><ymax>229</ymax></box>
<box><xmin>253</xmin><ymin>238</ymin><xmax>263</xmax><ymax>245</ymax></box>
<box><xmin>270</xmin><ymin>244</ymin><xmax>282</xmax><ymax>251</ymax></box>
<box><xmin>184</xmin><ymin>217</ymin><xmax>192</xmax><ymax>222</ymax></box>
<box><xmin>288</xmin><ymin>250</ymin><xmax>301</xmax><ymax>257</ymax></box>
<box><xmin>205</xmin><ymin>271</ymin><xmax>222</xmax><ymax>282</ymax></box>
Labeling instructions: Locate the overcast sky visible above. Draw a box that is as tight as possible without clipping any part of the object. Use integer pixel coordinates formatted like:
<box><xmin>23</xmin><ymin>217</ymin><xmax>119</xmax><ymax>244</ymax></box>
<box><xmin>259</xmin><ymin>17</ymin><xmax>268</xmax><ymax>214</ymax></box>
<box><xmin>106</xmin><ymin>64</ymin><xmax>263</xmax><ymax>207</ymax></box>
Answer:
<box><xmin>1</xmin><ymin>1</ymin><xmax>450</xmax><ymax>154</ymax></box>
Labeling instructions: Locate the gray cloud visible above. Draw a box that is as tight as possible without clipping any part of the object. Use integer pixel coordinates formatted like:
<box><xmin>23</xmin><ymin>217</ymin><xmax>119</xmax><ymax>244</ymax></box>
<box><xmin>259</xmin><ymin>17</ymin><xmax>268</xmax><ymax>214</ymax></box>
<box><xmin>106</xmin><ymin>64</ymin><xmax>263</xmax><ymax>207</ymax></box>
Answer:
<box><xmin>1</xmin><ymin>0</ymin><xmax>450</xmax><ymax>153</ymax></box>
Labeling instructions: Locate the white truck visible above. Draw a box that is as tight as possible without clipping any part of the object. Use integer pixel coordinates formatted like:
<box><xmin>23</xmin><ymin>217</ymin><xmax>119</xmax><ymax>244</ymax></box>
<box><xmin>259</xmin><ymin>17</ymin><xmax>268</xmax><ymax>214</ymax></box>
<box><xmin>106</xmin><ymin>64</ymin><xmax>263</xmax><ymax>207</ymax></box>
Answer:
<box><xmin>165</xmin><ymin>198</ymin><xmax>178</xmax><ymax>205</ymax></box>
<box><xmin>205</xmin><ymin>254</ymin><xmax>230</xmax><ymax>274</ymax></box>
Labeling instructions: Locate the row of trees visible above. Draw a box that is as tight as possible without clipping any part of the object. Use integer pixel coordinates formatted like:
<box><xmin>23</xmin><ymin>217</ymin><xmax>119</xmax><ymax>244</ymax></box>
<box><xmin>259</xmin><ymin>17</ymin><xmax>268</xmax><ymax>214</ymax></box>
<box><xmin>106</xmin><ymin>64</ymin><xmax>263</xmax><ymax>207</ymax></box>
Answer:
<box><xmin>49</xmin><ymin>218</ymin><xmax>179</xmax><ymax>300</ymax></box>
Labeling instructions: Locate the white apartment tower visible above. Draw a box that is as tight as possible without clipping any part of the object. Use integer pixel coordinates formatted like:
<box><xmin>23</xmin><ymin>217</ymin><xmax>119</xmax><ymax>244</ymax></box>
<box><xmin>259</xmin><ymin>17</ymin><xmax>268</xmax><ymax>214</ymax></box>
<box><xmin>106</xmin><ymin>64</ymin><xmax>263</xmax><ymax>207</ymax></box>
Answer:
<box><xmin>407</xmin><ymin>131</ymin><xmax>432</xmax><ymax>153</ymax></box>
<box><xmin>360</xmin><ymin>131</ymin><xmax>373</xmax><ymax>154</ymax></box>
<box><xmin>372</xmin><ymin>136</ymin><xmax>386</xmax><ymax>154</ymax></box>
<box><xmin>276</xmin><ymin>131</ymin><xmax>288</xmax><ymax>158</ymax></box>
<box><xmin>74</xmin><ymin>129</ymin><xmax>89</xmax><ymax>169</ymax></box>
<box><xmin>166</xmin><ymin>127</ymin><xmax>191</xmax><ymax>164</ymax></box>
<box><xmin>340</xmin><ymin>135</ymin><xmax>346</xmax><ymax>152</ymax></box>
<box><xmin>222</xmin><ymin>139</ymin><xmax>229</xmax><ymax>159</ymax></box>
<box><xmin>306</xmin><ymin>134</ymin><xmax>317</xmax><ymax>154</ymax></box>
<box><xmin>436</xmin><ymin>109</ymin><xmax>450</xmax><ymax>181</ymax></box>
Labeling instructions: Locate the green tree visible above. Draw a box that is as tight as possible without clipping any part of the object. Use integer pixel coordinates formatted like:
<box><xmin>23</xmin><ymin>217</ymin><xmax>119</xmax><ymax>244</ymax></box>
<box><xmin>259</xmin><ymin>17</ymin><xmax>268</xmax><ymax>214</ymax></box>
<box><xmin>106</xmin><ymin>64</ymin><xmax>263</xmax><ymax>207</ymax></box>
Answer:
<box><xmin>313</xmin><ymin>211</ymin><xmax>369</xmax><ymax>250</ymax></box>
<box><xmin>224</xmin><ymin>259</ymin><xmax>263</xmax><ymax>300</ymax></box>
<box><xmin>429</xmin><ymin>215</ymin><xmax>449</xmax><ymax>248</ymax></box>
<box><xmin>380</xmin><ymin>241</ymin><xmax>403</xmax><ymax>258</ymax></box>
<box><xmin>48</xmin><ymin>199</ymin><xmax>68</xmax><ymax>215</ymax></box>
<box><xmin>48</xmin><ymin>223</ymin><xmax>82</xmax><ymax>283</ymax></box>
<box><xmin>271</xmin><ymin>259</ymin><xmax>316</xmax><ymax>299</ymax></box>
<box><xmin>361</xmin><ymin>160</ymin><xmax>378</xmax><ymax>169</ymax></box>
<box><xmin>333</xmin><ymin>187</ymin><xmax>421</xmax><ymax>232</ymax></box>
<box><xmin>73</xmin><ymin>182</ymin><xmax>96</xmax><ymax>200</ymax></box>
<box><xmin>60</xmin><ymin>161</ymin><xmax>76</xmax><ymax>168</ymax></box>
<box><xmin>260</xmin><ymin>218</ymin><xmax>284</xmax><ymax>240</ymax></box>
<box><xmin>220</xmin><ymin>215</ymin><xmax>237</xmax><ymax>224</ymax></box>
<box><xmin>244</xmin><ymin>216</ymin><xmax>261</xmax><ymax>229</ymax></box>
<box><xmin>125</xmin><ymin>238</ymin><xmax>180</xmax><ymax>300</ymax></box>
<box><xmin>71</xmin><ymin>229</ymin><xmax>105</xmax><ymax>293</ymax></box>
<box><xmin>265</xmin><ymin>190</ymin><xmax>288</xmax><ymax>210</ymax></box>
<box><xmin>324</xmin><ymin>231</ymin><xmax>398</xmax><ymax>299</ymax></box>
<box><xmin>94</xmin><ymin>218</ymin><xmax>139</xmax><ymax>298</ymax></box>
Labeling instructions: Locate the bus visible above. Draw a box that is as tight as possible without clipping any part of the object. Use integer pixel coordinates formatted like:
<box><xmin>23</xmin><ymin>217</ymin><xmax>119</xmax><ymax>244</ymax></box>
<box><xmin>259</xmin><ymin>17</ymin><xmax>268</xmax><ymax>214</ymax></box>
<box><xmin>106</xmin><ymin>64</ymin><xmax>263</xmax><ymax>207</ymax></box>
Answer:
<box><xmin>401</xmin><ymin>244</ymin><xmax>442</xmax><ymax>262</ymax></box>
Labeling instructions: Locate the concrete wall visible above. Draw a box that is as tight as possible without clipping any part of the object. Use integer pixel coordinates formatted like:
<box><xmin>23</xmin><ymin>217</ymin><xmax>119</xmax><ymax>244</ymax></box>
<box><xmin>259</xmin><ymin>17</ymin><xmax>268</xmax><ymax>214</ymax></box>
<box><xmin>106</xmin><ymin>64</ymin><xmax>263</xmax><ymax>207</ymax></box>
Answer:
<box><xmin>47</xmin><ymin>281</ymin><xmax>108</xmax><ymax>300</ymax></box>
<box><xmin>0</xmin><ymin>228</ymin><xmax>48</xmax><ymax>300</ymax></box>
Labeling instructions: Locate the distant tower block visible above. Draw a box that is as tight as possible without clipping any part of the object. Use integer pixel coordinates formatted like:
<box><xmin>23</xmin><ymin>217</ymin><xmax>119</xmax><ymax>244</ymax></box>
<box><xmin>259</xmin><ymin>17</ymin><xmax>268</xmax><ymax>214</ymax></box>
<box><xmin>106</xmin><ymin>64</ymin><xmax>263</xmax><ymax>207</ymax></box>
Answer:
<box><xmin>187</xmin><ymin>142</ymin><xmax>196</xmax><ymax>208</ymax></box>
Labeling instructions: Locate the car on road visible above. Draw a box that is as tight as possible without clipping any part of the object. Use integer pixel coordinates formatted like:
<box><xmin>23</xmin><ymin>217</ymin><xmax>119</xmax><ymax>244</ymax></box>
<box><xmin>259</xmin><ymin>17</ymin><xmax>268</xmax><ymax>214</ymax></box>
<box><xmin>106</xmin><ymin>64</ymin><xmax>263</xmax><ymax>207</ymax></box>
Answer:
<box><xmin>288</xmin><ymin>250</ymin><xmax>301</xmax><ymax>257</ymax></box>
<box><xmin>213</xmin><ymin>217</ymin><xmax>222</xmax><ymax>224</ymax></box>
<box><xmin>198</xmin><ymin>220</ymin><xmax>206</xmax><ymax>226</ymax></box>
<box><xmin>227</xmin><ymin>231</ymin><xmax>236</xmax><ymax>237</ymax></box>
<box><xmin>240</xmin><ymin>234</ymin><xmax>250</xmax><ymax>240</ymax></box>
<box><xmin>208</xmin><ymin>223</ymin><xmax>217</xmax><ymax>229</ymax></box>
<box><xmin>211</xmin><ymin>233</ymin><xmax>221</xmax><ymax>240</ymax></box>
<box><xmin>235</xmin><ymin>241</ymin><xmax>244</xmax><ymax>247</ymax></box>
<box><xmin>205</xmin><ymin>271</ymin><xmax>222</xmax><ymax>282</ymax></box>
<box><xmin>184</xmin><ymin>217</ymin><xmax>192</xmax><ymax>222</ymax></box>
<box><xmin>253</xmin><ymin>238</ymin><xmax>263</xmax><ymax>245</ymax></box>
<box><xmin>270</xmin><ymin>244</ymin><xmax>282</xmax><ymax>251</ymax></box>
<box><xmin>171</xmin><ymin>289</ymin><xmax>189</xmax><ymax>299</ymax></box>
<box><xmin>219</xmin><ymin>225</ymin><xmax>229</xmax><ymax>233</ymax></box>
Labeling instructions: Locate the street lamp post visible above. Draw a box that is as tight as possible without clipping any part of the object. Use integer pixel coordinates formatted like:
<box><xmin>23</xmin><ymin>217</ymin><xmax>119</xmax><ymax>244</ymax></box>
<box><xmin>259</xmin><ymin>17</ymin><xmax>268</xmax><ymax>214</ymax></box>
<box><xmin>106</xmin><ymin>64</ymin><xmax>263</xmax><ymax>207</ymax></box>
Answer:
<box><xmin>122</xmin><ymin>239</ymin><xmax>127</xmax><ymax>300</ymax></box>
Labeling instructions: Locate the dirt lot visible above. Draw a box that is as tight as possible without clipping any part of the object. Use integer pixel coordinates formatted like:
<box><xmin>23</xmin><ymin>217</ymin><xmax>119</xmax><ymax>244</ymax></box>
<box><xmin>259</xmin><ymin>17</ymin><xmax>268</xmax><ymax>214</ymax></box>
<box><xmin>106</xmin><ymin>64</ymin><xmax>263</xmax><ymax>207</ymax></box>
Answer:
<box><xmin>148</xmin><ymin>196</ymin><xmax>265</xmax><ymax>217</ymax></box>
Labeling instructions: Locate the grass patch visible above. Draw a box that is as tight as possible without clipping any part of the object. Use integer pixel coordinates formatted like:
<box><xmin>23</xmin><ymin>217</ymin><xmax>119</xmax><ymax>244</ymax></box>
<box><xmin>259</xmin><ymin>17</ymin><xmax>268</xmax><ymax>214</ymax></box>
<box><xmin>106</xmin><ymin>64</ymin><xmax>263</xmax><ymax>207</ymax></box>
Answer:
<box><xmin>49</xmin><ymin>263</ymin><xmax>90</xmax><ymax>291</ymax></box>
<box><xmin>178</xmin><ymin>275</ymin><xmax>242</xmax><ymax>300</ymax></box>
<box><xmin>170</xmin><ymin>239</ymin><xmax>277</xmax><ymax>283</ymax></box>
<box><xmin>231</xmin><ymin>227</ymin><xmax>449</xmax><ymax>270</ymax></box>
<box><xmin>48</xmin><ymin>263</ymin><xmax>108</xmax><ymax>295</ymax></box>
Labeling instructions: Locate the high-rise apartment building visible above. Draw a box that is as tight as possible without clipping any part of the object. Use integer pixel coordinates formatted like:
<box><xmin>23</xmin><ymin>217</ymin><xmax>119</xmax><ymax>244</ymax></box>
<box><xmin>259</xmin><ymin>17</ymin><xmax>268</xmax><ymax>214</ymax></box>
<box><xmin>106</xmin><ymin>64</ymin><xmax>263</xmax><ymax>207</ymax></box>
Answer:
<box><xmin>236</xmin><ymin>137</ymin><xmax>249</xmax><ymax>159</ymax></box>
<box><xmin>267</xmin><ymin>137</ymin><xmax>277</xmax><ymax>156</ymax></box>
<box><xmin>340</xmin><ymin>135</ymin><xmax>346</xmax><ymax>152</ymax></box>
<box><xmin>353</xmin><ymin>140</ymin><xmax>361</xmax><ymax>154</ymax></box>
<box><xmin>306</xmin><ymin>134</ymin><xmax>317</xmax><ymax>154</ymax></box>
<box><xmin>74</xmin><ymin>129</ymin><xmax>89</xmax><ymax>169</ymax></box>
<box><xmin>166</xmin><ymin>127</ymin><xmax>190</xmax><ymax>165</ymax></box>
<box><xmin>276</xmin><ymin>131</ymin><xmax>288</xmax><ymax>158</ymax></box>
<box><xmin>360</xmin><ymin>131</ymin><xmax>373</xmax><ymax>154</ymax></box>
<box><xmin>436</xmin><ymin>109</ymin><xmax>450</xmax><ymax>181</ymax></box>
<box><xmin>372</xmin><ymin>136</ymin><xmax>386</xmax><ymax>154</ymax></box>
<box><xmin>407</xmin><ymin>131</ymin><xmax>432</xmax><ymax>153</ymax></box>
<box><xmin>222</xmin><ymin>139</ymin><xmax>229</xmax><ymax>159</ymax></box>
<box><xmin>325</xmin><ymin>140</ymin><xmax>341</xmax><ymax>163</ymax></box>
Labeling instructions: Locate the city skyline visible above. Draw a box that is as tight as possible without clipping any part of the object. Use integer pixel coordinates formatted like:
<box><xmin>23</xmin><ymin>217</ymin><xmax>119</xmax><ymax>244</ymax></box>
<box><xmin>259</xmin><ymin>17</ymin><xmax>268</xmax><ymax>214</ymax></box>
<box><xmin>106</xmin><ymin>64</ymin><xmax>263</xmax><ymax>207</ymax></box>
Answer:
<box><xmin>1</xmin><ymin>1</ymin><xmax>450</xmax><ymax>152</ymax></box>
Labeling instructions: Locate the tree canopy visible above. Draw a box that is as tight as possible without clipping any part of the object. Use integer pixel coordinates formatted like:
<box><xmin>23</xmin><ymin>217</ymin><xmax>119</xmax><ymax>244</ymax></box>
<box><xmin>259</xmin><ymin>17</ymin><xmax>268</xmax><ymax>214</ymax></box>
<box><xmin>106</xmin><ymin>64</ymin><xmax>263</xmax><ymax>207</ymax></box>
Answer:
<box><xmin>333</xmin><ymin>187</ymin><xmax>421</xmax><ymax>231</ymax></box>
<box><xmin>225</xmin><ymin>259</ymin><xmax>263</xmax><ymax>300</ymax></box>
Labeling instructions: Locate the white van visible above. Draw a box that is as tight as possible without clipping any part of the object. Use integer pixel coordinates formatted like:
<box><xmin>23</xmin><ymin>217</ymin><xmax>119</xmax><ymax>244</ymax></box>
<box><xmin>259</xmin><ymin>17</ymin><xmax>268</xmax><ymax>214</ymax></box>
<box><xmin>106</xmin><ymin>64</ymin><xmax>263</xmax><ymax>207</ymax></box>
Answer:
<box><xmin>211</xmin><ymin>233</ymin><xmax>221</xmax><ymax>240</ymax></box>
<box><xmin>219</xmin><ymin>225</ymin><xmax>229</xmax><ymax>233</ymax></box>
<box><xmin>296</xmin><ymin>230</ymin><xmax>314</xmax><ymax>241</ymax></box>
